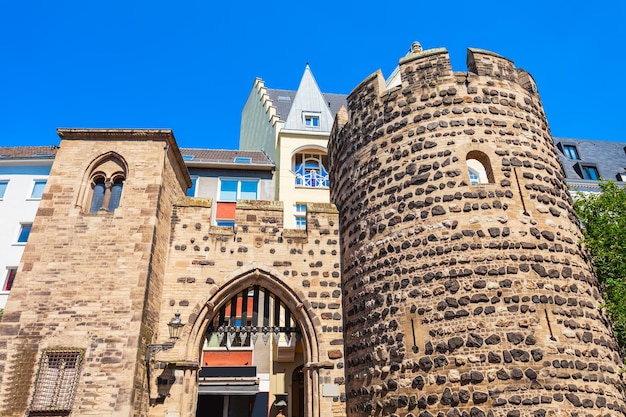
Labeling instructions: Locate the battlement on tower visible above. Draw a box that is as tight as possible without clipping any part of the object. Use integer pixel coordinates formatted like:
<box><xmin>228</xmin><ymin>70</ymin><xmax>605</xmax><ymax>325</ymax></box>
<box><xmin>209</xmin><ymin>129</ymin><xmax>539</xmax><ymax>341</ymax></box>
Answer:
<box><xmin>346</xmin><ymin>45</ymin><xmax>540</xmax><ymax>111</ymax></box>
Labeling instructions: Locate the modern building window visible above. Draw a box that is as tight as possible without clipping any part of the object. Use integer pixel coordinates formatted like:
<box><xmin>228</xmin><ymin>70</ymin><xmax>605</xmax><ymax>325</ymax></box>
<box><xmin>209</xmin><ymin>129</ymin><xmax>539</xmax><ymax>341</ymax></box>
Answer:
<box><xmin>295</xmin><ymin>204</ymin><xmax>307</xmax><ymax>230</ymax></box>
<box><xmin>581</xmin><ymin>165</ymin><xmax>600</xmax><ymax>180</ymax></box>
<box><xmin>563</xmin><ymin>145</ymin><xmax>580</xmax><ymax>160</ymax></box>
<box><xmin>216</xmin><ymin>220</ymin><xmax>235</xmax><ymax>227</ymax></box>
<box><xmin>294</xmin><ymin>152</ymin><xmax>329</xmax><ymax>188</ymax></box>
<box><xmin>17</xmin><ymin>223</ymin><xmax>32</xmax><ymax>243</ymax></box>
<box><xmin>30</xmin><ymin>349</ymin><xmax>84</xmax><ymax>413</ymax></box>
<box><xmin>215</xmin><ymin>179</ymin><xmax>258</xmax><ymax>226</ymax></box>
<box><xmin>304</xmin><ymin>114</ymin><xmax>319</xmax><ymax>127</ymax></box>
<box><xmin>186</xmin><ymin>176</ymin><xmax>198</xmax><ymax>197</ymax></box>
<box><xmin>0</xmin><ymin>180</ymin><xmax>8</xmax><ymax>199</ymax></box>
<box><xmin>218</xmin><ymin>179</ymin><xmax>258</xmax><ymax>201</ymax></box>
<box><xmin>30</xmin><ymin>180</ymin><xmax>47</xmax><ymax>199</ymax></box>
<box><xmin>3</xmin><ymin>268</ymin><xmax>16</xmax><ymax>291</ymax></box>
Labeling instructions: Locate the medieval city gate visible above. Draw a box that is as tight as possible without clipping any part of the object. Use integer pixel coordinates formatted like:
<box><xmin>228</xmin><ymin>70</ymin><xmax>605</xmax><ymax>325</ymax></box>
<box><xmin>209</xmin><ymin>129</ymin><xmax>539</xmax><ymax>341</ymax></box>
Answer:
<box><xmin>174</xmin><ymin>268</ymin><xmax>323</xmax><ymax>417</ymax></box>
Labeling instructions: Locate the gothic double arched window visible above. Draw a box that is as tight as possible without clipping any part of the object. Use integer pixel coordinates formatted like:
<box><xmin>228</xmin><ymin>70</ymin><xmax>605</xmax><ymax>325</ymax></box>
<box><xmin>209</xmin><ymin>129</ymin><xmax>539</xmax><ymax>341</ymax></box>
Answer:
<box><xmin>81</xmin><ymin>153</ymin><xmax>127</xmax><ymax>214</ymax></box>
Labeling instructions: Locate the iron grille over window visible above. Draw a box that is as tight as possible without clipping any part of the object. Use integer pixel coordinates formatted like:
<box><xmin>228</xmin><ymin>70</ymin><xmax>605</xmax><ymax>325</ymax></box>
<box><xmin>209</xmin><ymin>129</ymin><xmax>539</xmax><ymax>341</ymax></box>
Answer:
<box><xmin>30</xmin><ymin>349</ymin><xmax>84</xmax><ymax>414</ymax></box>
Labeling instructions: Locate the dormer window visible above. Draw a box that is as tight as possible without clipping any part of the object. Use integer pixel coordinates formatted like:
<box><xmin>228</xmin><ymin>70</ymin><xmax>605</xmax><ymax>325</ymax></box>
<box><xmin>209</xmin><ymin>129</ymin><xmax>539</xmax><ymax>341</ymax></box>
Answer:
<box><xmin>563</xmin><ymin>145</ymin><xmax>580</xmax><ymax>160</ymax></box>
<box><xmin>303</xmin><ymin>112</ymin><xmax>320</xmax><ymax>128</ymax></box>
<box><xmin>581</xmin><ymin>165</ymin><xmax>599</xmax><ymax>180</ymax></box>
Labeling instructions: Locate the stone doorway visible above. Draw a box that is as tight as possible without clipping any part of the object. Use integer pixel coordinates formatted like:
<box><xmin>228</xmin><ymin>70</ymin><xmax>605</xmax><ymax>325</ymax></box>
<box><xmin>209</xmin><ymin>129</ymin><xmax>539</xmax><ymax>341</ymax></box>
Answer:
<box><xmin>188</xmin><ymin>271</ymin><xmax>319</xmax><ymax>417</ymax></box>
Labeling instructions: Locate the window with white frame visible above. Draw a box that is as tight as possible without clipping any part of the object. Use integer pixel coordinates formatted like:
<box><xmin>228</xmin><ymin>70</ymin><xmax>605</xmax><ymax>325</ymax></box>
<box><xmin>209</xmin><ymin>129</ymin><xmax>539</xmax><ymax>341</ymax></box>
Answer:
<box><xmin>0</xmin><ymin>180</ymin><xmax>8</xmax><ymax>199</ymax></box>
<box><xmin>30</xmin><ymin>180</ymin><xmax>47</xmax><ymax>199</ymax></box>
<box><xmin>216</xmin><ymin>220</ymin><xmax>235</xmax><ymax>227</ymax></box>
<box><xmin>3</xmin><ymin>267</ymin><xmax>16</xmax><ymax>291</ymax></box>
<box><xmin>218</xmin><ymin>179</ymin><xmax>259</xmax><ymax>202</ymax></box>
<box><xmin>303</xmin><ymin>112</ymin><xmax>320</xmax><ymax>128</ymax></box>
<box><xmin>215</xmin><ymin>179</ymin><xmax>259</xmax><ymax>226</ymax></box>
<box><xmin>294</xmin><ymin>152</ymin><xmax>329</xmax><ymax>188</ymax></box>
<box><xmin>16</xmin><ymin>223</ymin><xmax>32</xmax><ymax>244</ymax></box>
<box><xmin>30</xmin><ymin>349</ymin><xmax>84</xmax><ymax>414</ymax></box>
<box><xmin>295</xmin><ymin>204</ymin><xmax>307</xmax><ymax>230</ymax></box>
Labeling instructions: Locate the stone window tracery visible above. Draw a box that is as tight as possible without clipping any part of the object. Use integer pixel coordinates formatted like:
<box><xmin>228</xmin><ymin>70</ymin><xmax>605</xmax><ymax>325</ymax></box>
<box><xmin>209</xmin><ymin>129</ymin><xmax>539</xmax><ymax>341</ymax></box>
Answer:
<box><xmin>88</xmin><ymin>172</ymin><xmax>125</xmax><ymax>213</ymax></box>
<box><xmin>80</xmin><ymin>153</ymin><xmax>127</xmax><ymax>214</ymax></box>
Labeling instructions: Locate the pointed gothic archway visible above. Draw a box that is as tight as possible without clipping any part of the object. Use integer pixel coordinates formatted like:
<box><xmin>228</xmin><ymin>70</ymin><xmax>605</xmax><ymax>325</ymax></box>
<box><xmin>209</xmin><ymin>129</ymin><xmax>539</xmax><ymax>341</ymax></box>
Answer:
<box><xmin>179</xmin><ymin>264</ymin><xmax>322</xmax><ymax>417</ymax></box>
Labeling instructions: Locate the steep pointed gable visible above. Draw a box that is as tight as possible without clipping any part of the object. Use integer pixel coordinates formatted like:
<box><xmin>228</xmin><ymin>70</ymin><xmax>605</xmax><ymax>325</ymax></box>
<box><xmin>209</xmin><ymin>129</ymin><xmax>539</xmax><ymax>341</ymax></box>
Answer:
<box><xmin>283</xmin><ymin>64</ymin><xmax>334</xmax><ymax>132</ymax></box>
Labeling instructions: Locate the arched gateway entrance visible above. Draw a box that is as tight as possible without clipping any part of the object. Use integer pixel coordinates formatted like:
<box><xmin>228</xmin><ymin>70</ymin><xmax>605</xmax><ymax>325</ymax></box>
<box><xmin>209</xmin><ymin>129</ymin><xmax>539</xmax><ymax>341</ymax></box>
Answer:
<box><xmin>180</xmin><ymin>267</ymin><xmax>321</xmax><ymax>417</ymax></box>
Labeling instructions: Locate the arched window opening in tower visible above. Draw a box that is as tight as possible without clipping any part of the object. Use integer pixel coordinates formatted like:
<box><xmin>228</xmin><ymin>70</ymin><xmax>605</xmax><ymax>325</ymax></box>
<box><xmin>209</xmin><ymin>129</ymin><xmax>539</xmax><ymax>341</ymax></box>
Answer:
<box><xmin>466</xmin><ymin>150</ymin><xmax>495</xmax><ymax>185</ymax></box>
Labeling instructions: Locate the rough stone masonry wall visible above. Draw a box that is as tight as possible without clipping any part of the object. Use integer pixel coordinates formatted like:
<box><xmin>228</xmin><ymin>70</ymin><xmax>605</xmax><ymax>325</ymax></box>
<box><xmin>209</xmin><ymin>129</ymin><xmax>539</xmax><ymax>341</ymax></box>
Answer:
<box><xmin>329</xmin><ymin>47</ymin><xmax>626</xmax><ymax>417</ymax></box>
<box><xmin>0</xmin><ymin>134</ymin><xmax>186</xmax><ymax>417</ymax></box>
<box><xmin>152</xmin><ymin>199</ymin><xmax>346</xmax><ymax>417</ymax></box>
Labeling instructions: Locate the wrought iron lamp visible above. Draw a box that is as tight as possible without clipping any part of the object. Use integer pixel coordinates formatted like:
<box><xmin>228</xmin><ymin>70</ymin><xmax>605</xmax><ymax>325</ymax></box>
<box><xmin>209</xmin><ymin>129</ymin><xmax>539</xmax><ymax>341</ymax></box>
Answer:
<box><xmin>147</xmin><ymin>312</ymin><xmax>185</xmax><ymax>361</ymax></box>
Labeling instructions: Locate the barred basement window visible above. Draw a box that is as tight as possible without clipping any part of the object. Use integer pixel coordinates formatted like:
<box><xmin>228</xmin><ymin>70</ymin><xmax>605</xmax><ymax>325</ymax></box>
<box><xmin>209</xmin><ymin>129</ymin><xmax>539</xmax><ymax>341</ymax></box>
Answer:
<box><xmin>30</xmin><ymin>349</ymin><xmax>84</xmax><ymax>414</ymax></box>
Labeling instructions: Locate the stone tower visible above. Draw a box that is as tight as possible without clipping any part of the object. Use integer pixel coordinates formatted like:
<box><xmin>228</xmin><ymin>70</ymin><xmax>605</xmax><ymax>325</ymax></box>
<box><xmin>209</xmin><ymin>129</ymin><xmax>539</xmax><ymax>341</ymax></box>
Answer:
<box><xmin>0</xmin><ymin>129</ymin><xmax>190</xmax><ymax>417</ymax></box>
<box><xmin>329</xmin><ymin>46</ymin><xmax>626</xmax><ymax>416</ymax></box>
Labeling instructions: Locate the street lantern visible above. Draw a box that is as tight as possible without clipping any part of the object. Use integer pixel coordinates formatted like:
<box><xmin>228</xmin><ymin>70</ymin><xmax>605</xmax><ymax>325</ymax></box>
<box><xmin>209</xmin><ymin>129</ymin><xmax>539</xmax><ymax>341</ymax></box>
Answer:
<box><xmin>167</xmin><ymin>312</ymin><xmax>184</xmax><ymax>340</ymax></box>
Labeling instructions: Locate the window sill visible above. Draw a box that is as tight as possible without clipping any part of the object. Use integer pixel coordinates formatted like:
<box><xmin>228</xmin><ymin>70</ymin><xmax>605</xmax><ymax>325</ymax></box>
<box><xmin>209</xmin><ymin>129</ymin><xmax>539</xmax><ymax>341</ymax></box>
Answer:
<box><xmin>12</xmin><ymin>242</ymin><xmax>27</xmax><ymax>246</ymax></box>
<box><xmin>25</xmin><ymin>198</ymin><xmax>42</xmax><ymax>201</ymax></box>
<box><xmin>294</xmin><ymin>185</ymin><xmax>329</xmax><ymax>190</ymax></box>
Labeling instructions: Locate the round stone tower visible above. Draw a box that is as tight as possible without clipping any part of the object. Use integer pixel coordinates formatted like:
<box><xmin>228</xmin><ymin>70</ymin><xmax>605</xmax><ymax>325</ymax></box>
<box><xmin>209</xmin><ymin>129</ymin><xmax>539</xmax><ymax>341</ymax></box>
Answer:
<box><xmin>329</xmin><ymin>45</ymin><xmax>626</xmax><ymax>417</ymax></box>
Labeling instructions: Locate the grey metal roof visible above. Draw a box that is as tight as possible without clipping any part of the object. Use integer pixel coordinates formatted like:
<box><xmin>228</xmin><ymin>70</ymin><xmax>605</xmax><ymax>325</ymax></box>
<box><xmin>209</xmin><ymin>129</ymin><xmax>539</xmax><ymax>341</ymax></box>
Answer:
<box><xmin>555</xmin><ymin>138</ymin><xmax>626</xmax><ymax>182</ymax></box>
<box><xmin>180</xmin><ymin>148</ymin><xmax>274</xmax><ymax>170</ymax></box>
<box><xmin>266</xmin><ymin>90</ymin><xmax>347</xmax><ymax>123</ymax></box>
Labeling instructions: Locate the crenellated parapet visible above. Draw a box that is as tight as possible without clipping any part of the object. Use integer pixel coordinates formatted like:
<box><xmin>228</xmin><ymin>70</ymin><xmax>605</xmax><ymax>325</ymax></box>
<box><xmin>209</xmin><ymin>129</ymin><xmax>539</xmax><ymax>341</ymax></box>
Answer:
<box><xmin>329</xmin><ymin>44</ymin><xmax>626</xmax><ymax>417</ymax></box>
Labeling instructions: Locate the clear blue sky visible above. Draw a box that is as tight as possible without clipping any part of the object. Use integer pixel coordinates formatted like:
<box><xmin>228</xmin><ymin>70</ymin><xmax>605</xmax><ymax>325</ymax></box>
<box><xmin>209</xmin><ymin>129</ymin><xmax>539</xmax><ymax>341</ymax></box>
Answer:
<box><xmin>1</xmin><ymin>1</ymin><xmax>624</xmax><ymax>150</ymax></box>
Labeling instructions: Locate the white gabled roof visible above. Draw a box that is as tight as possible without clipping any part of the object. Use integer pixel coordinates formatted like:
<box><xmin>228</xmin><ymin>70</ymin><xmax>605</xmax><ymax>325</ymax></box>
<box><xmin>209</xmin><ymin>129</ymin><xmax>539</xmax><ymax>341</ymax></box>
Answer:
<box><xmin>283</xmin><ymin>64</ymin><xmax>335</xmax><ymax>133</ymax></box>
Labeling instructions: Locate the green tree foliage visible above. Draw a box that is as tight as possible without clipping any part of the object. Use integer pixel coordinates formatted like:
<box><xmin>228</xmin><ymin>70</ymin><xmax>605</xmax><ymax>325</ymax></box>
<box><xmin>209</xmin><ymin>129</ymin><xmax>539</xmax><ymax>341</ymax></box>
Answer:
<box><xmin>574</xmin><ymin>180</ymin><xmax>626</xmax><ymax>350</ymax></box>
